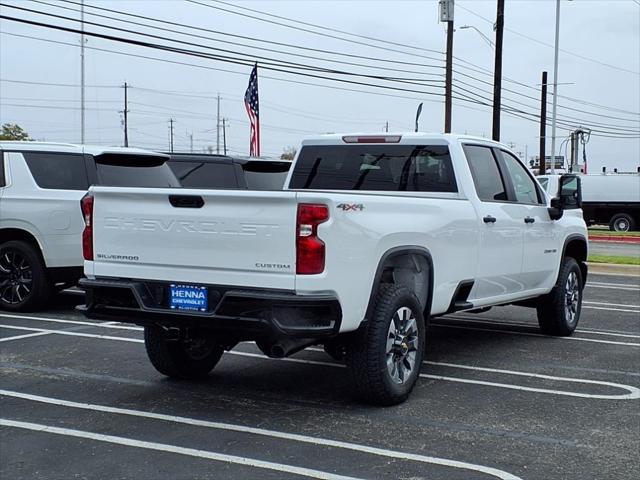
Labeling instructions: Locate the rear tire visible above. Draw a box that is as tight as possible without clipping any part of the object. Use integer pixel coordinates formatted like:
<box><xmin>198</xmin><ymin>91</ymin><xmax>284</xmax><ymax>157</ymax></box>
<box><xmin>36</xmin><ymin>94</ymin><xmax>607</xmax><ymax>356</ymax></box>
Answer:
<box><xmin>537</xmin><ymin>257</ymin><xmax>583</xmax><ymax>336</ymax></box>
<box><xmin>144</xmin><ymin>326</ymin><xmax>224</xmax><ymax>380</ymax></box>
<box><xmin>346</xmin><ymin>284</ymin><xmax>425</xmax><ymax>406</ymax></box>
<box><xmin>0</xmin><ymin>240</ymin><xmax>52</xmax><ymax>312</ymax></box>
<box><xmin>609</xmin><ymin>213</ymin><xmax>635</xmax><ymax>232</ymax></box>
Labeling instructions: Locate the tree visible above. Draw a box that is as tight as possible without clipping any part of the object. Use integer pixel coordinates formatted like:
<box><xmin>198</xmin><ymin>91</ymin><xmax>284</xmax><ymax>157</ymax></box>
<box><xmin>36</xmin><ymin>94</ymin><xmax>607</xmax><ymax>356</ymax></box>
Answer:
<box><xmin>0</xmin><ymin>123</ymin><xmax>32</xmax><ymax>141</ymax></box>
<box><xmin>281</xmin><ymin>146</ymin><xmax>296</xmax><ymax>161</ymax></box>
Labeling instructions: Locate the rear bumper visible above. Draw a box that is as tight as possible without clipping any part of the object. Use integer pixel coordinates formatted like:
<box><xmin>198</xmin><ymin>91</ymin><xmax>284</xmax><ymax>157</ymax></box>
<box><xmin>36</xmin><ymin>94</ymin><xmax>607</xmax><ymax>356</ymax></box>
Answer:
<box><xmin>78</xmin><ymin>278</ymin><xmax>342</xmax><ymax>339</ymax></box>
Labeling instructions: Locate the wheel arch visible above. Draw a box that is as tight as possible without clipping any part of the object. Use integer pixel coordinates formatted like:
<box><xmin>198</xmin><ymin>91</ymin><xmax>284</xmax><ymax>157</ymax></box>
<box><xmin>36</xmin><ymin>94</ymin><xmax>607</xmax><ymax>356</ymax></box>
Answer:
<box><xmin>365</xmin><ymin>246</ymin><xmax>434</xmax><ymax>322</ymax></box>
<box><xmin>562</xmin><ymin>234</ymin><xmax>588</xmax><ymax>286</ymax></box>
<box><xmin>0</xmin><ymin>227</ymin><xmax>43</xmax><ymax>251</ymax></box>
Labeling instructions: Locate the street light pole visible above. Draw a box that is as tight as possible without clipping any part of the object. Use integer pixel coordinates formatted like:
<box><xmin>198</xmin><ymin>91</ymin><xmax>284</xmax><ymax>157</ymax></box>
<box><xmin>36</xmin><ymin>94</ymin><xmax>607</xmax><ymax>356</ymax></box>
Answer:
<box><xmin>550</xmin><ymin>0</ymin><xmax>561</xmax><ymax>174</ymax></box>
<box><xmin>492</xmin><ymin>0</ymin><xmax>505</xmax><ymax>142</ymax></box>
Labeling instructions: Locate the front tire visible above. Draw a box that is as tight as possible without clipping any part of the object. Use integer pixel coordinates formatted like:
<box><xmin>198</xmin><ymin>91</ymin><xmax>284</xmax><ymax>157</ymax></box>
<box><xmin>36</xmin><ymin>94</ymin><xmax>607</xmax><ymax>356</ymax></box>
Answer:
<box><xmin>0</xmin><ymin>240</ymin><xmax>52</xmax><ymax>312</ymax></box>
<box><xmin>144</xmin><ymin>326</ymin><xmax>224</xmax><ymax>380</ymax></box>
<box><xmin>537</xmin><ymin>257</ymin><xmax>583</xmax><ymax>336</ymax></box>
<box><xmin>609</xmin><ymin>213</ymin><xmax>635</xmax><ymax>232</ymax></box>
<box><xmin>346</xmin><ymin>284</ymin><xmax>425</xmax><ymax>406</ymax></box>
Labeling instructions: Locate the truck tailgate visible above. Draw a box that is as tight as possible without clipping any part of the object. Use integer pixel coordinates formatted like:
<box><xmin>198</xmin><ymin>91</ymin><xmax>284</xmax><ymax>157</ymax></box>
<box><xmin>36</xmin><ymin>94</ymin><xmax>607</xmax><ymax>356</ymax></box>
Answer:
<box><xmin>88</xmin><ymin>187</ymin><xmax>298</xmax><ymax>290</ymax></box>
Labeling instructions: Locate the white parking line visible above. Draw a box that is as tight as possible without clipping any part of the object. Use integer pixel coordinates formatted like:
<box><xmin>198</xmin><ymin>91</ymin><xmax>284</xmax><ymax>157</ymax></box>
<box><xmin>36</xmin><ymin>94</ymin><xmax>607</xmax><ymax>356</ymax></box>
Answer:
<box><xmin>2</xmin><ymin>319</ymin><xmax>639</xmax><ymax>399</ymax></box>
<box><xmin>0</xmin><ymin>324</ymin><xmax>141</xmax><ymax>343</ymax></box>
<box><xmin>586</xmin><ymin>284</ymin><xmax>639</xmax><ymax>292</ymax></box>
<box><xmin>0</xmin><ymin>331</ymin><xmax>52</xmax><ymax>343</ymax></box>
<box><xmin>0</xmin><ymin>418</ymin><xmax>363</xmax><ymax>480</ymax></box>
<box><xmin>583</xmin><ymin>301</ymin><xmax>640</xmax><ymax>309</ymax></box>
<box><xmin>230</xmin><ymin>351</ymin><xmax>640</xmax><ymax>400</ymax></box>
<box><xmin>588</xmin><ymin>281</ymin><xmax>640</xmax><ymax>288</ymax></box>
<box><xmin>446</xmin><ymin>316</ymin><xmax>640</xmax><ymax>339</ymax></box>
<box><xmin>422</xmin><ymin>361</ymin><xmax>640</xmax><ymax>400</ymax></box>
<box><xmin>0</xmin><ymin>313</ymin><xmax>141</xmax><ymax>331</ymax></box>
<box><xmin>584</xmin><ymin>305</ymin><xmax>640</xmax><ymax>313</ymax></box>
<box><xmin>0</xmin><ymin>389</ymin><xmax>522</xmax><ymax>480</ymax></box>
<box><xmin>431</xmin><ymin>323</ymin><xmax>640</xmax><ymax>346</ymax></box>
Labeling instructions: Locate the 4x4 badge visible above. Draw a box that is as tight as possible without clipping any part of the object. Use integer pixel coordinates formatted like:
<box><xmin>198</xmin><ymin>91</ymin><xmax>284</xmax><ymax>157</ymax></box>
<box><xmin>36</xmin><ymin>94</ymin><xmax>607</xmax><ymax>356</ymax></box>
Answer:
<box><xmin>337</xmin><ymin>203</ymin><xmax>365</xmax><ymax>212</ymax></box>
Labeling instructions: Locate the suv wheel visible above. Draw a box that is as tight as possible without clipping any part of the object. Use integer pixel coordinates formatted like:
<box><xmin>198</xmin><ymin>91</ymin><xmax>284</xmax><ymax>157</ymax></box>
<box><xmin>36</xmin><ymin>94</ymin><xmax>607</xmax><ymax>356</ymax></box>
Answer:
<box><xmin>144</xmin><ymin>326</ymin><xmax>224</xmax><ymax>379</ymax></box>
<box><xmin>609</xmin><ymin>213</ymin><xmax>635</xmax><ymax>232</ymax></box>
<box><xmin>537</xmin><ymin>257</ymin><xmax>583</xmax><ymax>336</ymax></box>
<box><xmin>0</xmin><ymin>240</ymin><xmax>52</xmax><ymax>312</ymax></box>
<box><xmin>346</xmin><ymin>284</ymin><xmax>425</xmax><ymax>405</ymax></box>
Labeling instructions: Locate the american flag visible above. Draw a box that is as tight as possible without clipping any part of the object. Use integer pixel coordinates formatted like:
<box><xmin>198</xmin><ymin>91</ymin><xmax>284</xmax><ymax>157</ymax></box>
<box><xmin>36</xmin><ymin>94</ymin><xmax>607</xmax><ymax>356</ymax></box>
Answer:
<box><xmin>244</xmin><ymin>63</ymin><xmax>260</xmax><ymax>157</ymax></box>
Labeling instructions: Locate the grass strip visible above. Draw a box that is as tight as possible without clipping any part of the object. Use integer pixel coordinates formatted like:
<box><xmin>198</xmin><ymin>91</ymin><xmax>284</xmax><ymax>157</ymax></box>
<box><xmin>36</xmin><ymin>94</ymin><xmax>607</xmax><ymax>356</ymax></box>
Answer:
<box><xmin>588</xmin><ymin>255</ymin><xmax>640</xmax><ymax>265</ymax></box>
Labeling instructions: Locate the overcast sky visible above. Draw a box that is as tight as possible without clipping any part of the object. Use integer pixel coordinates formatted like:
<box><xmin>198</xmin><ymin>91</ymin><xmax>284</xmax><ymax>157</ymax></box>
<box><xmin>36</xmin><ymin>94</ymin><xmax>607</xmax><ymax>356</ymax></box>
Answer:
<box><xmin>1</xmin><ymin>0</ymin><xmax>639</xmax><ymax>171</ymax></box>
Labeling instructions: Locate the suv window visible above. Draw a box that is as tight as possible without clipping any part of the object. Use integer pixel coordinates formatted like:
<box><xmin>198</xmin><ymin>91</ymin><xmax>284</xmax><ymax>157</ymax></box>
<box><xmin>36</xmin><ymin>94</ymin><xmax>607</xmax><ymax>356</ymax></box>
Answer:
<box><xmin>499</xmin><ymin>150</ymin><xmax>543</xmax><ymax>204</ymax></box>
<box><xmin>94</xmin><ymin>154</ymin><xmax>179</xmax><ymax>188</ymax></box>
<box><xmin>241</xmin><ymin>161</ymin><xmax>290</xmax><ymax>190</ymax></box>
<box><xmin>168</xmin><ymin>161</ymin><xmax>239</xmax><ymax>189</ymax></box>
<box><xmin>23</xmin><ymin>152</ymin><xmax>89</xmax><ymax>190</ymax></box>
<box><xmin>463</xmin><ymin>145</ymin><xmax>507</xmax><ymax>202</ymax></box>
<box><xmin>289</xmin><ymin>145</ymin><xmax>457</xmax><ymax>192</ymax></box>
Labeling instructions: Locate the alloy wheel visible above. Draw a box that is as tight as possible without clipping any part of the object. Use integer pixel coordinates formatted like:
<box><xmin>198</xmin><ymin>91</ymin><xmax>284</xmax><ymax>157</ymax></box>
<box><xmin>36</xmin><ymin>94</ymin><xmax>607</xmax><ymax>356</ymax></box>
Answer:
<box><xmin>0</xmin><ymin>249</ymin><xmax>33</xmax><ymax>305</ymax></box>
<box><xmin>386</xmin><ymin>306</ymin><xmax>419</xmax><ymax>384</ymax></box>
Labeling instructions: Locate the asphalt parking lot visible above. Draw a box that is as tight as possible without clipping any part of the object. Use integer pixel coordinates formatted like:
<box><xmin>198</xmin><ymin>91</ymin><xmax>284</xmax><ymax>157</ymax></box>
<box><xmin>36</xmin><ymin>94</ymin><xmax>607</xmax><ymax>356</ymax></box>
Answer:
<box><xmin>1</xmin><ymin>272</ymin><xmax>638</xmax><ymax>480</ymax></box>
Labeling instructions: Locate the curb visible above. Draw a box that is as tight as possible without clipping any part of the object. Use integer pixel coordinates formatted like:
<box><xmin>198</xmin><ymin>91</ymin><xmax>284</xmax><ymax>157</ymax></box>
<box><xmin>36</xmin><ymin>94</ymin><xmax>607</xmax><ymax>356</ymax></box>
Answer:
<box><xmin>587</xmin><ymin>262</ymin><xmax>640</xmax><ymax>277</ymax></box>
<box><xmin>589</xmin><ymin>235</ymin><xmax>640</xmax><ymax>244</ymax></box>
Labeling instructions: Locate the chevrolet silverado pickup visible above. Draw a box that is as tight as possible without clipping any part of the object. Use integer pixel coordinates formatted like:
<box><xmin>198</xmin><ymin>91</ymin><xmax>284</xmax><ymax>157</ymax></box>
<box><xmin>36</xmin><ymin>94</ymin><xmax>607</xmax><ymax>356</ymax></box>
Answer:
<box><xmin>80</xmin><ymin>133</ymin><xmax>588</xmax><ymax>405</ymax></box>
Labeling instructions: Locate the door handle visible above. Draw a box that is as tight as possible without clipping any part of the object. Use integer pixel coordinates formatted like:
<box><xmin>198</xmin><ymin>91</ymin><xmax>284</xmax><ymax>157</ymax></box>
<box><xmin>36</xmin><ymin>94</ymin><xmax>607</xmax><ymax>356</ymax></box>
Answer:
<box><xmin>483</xmin><ymin>215</ymin><xmax>497</xmax><ymax>224</ymax></box>
<box><xmin>524</xmin><ymin>216</ymin><xmax>535</xmax><ymax>224</ymax></box>
<box><xmin>169</xmin><ymin>195</ymin><xmax>204</xmax><ymax>208</ymax></box>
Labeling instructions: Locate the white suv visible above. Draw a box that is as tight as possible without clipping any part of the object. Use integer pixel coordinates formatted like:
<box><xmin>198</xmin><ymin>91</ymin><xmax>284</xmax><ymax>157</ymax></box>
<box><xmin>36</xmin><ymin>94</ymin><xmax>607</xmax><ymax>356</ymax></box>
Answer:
<box><xmin>0</xmin><ymin>142</ymin><xmax>178</xmax><ymax>311</ymax></box>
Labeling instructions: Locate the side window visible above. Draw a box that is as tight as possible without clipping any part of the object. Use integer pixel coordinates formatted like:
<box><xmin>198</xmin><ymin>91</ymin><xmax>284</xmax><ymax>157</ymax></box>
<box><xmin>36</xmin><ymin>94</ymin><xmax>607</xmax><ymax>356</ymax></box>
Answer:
<box><xmin>463</xmin><ymin>145</ymin><xmax>508</xmax><ymax>202</ymax></box>
<box><xmin>23</xmin><ymin>152</ymin><xmax>89</xmax><ymax>190</ymax></box>
<box><xmin>0</xmin><ymin>152</ymin><xmax>5</xmax><ymax>187</ymax></box>
<box><xmin>168</xmin><ymin>161</ymin><xmax>239</xmax><ymax>188</ymax></box>
<box><xmin>499</xmin><ymin>150</ymin><xmax>542</xmax><ymax>204</ymax></box>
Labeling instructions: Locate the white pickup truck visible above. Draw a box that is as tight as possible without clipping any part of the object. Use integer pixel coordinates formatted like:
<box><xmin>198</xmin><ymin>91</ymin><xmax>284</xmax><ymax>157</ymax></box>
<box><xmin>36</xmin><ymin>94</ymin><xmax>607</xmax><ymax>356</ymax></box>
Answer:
<box><xmin>80</xmin><ymin>133</ymin><xmax>588</xmax><ymax>405</ymax></box>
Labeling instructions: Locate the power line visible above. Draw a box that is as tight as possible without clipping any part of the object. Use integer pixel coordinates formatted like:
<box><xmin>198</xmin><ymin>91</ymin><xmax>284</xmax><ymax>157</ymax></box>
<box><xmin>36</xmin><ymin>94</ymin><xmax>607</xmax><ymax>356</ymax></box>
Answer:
<box><xmin>47</xmin><ymin>0</ymin><xmax>443</xmax><ymax>72</ymax></box>
<box><xmin>456</xmin><ymin>1</ymin><xmax>640</xmax><ymax>76</ymax></box>
<box><xmin>6</xmin><ymin>4</ymin><xmax>443</xmax><ymax>87</ymax></box>
<box><xmin>187</xmin><ymin>0</ymin><xmax>447</xmax><ymax>63</ymax></box>
<box><xmin>31</xmin><ymin>0</ymin><xmax>444</xmax><ymax>78</ymax></box>
<box><xmin>0</xmin><ymin>14</ymin><xmax>448</xmax><ymax>99</ymax></box>
<box><xmin>0</xmin><ymin>32</ymin><xmax>446</xmax><ymax>106</ymax></box>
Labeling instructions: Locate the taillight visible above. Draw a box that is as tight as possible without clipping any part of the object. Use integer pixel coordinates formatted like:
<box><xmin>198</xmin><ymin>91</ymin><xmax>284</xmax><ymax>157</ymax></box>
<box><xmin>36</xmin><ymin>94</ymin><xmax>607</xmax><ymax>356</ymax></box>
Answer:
<box><xmin>296</xmin><ymin>203</ymin><xmax>329</xmax><ymax>274</ymax></box>
<box><xmin>81</xmin><ymin>194</ymin><xmax>94</xmax><ymax>261</ymax></box>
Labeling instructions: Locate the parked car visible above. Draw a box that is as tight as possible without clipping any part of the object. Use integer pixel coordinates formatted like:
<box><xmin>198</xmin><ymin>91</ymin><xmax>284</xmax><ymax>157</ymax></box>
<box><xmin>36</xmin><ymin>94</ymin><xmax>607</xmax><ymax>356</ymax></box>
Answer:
<box><xmin>166</xmin><ymin>153</ymin><xmax>291</xmax><ymax>190</ymax></box>
<box><xmin>80</xmin><ymin>133</ymin><xmax>588</xmax><ymax>405</ymax></box>
<box><xmin>0</xmin><ymin>142</ymin><xmax>179</xmax><ymax>312</ymax></box>
<box><xmin>538</xmin><ymin>173</ymin><xmax>640</xmax><ymax>231</ymax></box>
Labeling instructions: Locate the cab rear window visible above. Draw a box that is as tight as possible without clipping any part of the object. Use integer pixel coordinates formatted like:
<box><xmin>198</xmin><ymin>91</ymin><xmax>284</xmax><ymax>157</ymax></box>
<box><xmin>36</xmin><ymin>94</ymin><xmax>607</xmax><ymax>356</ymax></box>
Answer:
<box><xmin>289</xmin><ymin>145</ymin><xmax>457</xmax><ymax>192</ymax></box>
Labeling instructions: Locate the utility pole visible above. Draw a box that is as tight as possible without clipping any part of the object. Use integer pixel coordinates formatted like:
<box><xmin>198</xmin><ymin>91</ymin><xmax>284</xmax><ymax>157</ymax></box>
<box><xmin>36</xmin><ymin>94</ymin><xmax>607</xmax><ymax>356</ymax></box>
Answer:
<box><xmin>550</xmin><ymin>0</ymin><xmax>561</xmax><ymax>174</ymax></box>
<box><xmin>539</xmin><ymin>71</ymin><xmax>548</xmax><ymax>175</ymax></box>
<box><xmin>440</xmin><ymin>0</ymin><xmax>454</xmax><ymax>133</ymax></box>
<box><xmin>123</xmin><ymin>82</ymin><xmax>129</xmax><ymax>147</ymax></box>
<box><xmin>492</xmin><ymin>0</ymin><xmax>505</xmax><ymax>141</ymax></box>
<box><xmin>222</xmin><ymin>118</ymin><xmax>227</xmax><ymax>155</ymax></box>
<box><xmin>216</xmin><ymin>93</ymin><xmax>221</xmax><ymax>154</ymax></box>
<box><xmin>384</xmin><ymin>121</ymin><xmax>389</xmax><ymax>133</ymax></box>
<box><xmin>169</xmin><ymin>118</ymin><xmax>174</xmax><ymax>153</ymax></box>
<box><xmin>189</xmin><ymin>132</ymin><xmax>193</xmax><ymax>153</ymax></box>
<box><xmin>80</xmin><ymin>0</ymin><xmax>85</xmax><ymax>144</ymax></box>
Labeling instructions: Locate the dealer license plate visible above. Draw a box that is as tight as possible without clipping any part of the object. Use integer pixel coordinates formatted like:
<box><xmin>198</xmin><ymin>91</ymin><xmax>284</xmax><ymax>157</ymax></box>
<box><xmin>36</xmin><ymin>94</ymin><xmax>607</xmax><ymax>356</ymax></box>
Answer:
<box><xmin>169</xmin><ymin>284</ymin><xmax>208</xmax><ymax>312</ymax></box>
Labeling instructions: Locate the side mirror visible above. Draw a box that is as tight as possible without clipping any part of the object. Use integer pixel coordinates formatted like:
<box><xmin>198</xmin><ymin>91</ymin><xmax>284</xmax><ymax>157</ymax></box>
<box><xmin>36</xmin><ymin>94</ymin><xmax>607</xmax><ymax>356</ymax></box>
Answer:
<box><xmin>548</xmin><ymin>197</ymin><xmax>563</xmax><ymax>220</ymax></box>
<box><xmin>559</xmin><ymin>174</ymin><xmax>582</xmax><ymax>209</ymax></box>
<box><xmin>548</xmin><ymin>175</ymin><xmax>582</xmax><ymax>221</ymax></box>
